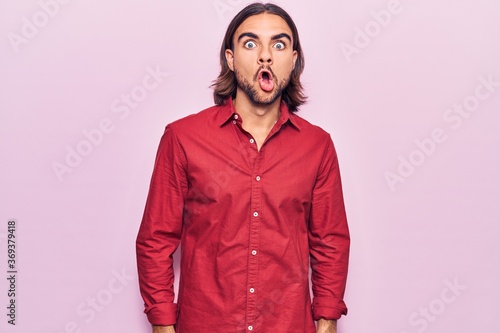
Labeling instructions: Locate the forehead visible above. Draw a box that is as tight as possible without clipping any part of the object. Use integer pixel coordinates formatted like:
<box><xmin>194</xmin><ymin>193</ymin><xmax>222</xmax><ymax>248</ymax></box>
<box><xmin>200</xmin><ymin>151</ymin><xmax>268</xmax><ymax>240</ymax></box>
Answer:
<box><xmin>234</xmin><ymin>13</ymin><xmax>293</xmax><ymax>40</ymax></box>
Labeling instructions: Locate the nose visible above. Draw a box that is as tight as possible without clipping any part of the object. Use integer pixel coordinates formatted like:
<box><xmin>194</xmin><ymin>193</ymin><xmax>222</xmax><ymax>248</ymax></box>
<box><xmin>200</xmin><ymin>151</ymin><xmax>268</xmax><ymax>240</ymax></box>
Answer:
<box><xmin>258</xmin><ymin>46</ymin><xmax>273</xmax><ymax>65</ymax></box>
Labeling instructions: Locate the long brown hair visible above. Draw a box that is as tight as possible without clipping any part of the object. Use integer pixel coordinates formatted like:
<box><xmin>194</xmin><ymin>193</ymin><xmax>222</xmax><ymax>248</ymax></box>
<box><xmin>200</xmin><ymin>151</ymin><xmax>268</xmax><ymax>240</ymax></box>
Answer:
<box><xmin>211</xmin><ymin>3</ymin><xmax>307</xmax><ymax>112</ymax></box>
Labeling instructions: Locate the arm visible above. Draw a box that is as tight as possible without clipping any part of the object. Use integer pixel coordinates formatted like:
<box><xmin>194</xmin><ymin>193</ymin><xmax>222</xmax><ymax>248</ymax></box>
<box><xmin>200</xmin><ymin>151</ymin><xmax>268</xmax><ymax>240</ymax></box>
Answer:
<box><xmin>136</xmin><ymin>125</ymin><xmax>188</xmax><ymax>326</ymax></box>
<box><xmin>309</xmin><ymin>136</ymin><xmax>350</xmax><ymax>323</ymax></box>
<box><xmin>153</xmin><ymin>325</ymin><xmax>176</xmax><ymax>333</ymax></box>
<box><xmin>316</xmin><ymin>318</ymin><xmax>337</xmax><ymax>333</ymax></box>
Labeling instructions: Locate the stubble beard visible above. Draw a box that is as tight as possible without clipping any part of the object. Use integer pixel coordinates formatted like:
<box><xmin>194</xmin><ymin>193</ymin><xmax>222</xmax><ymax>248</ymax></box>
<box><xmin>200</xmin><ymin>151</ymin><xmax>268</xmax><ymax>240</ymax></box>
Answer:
<box><xmin>234</xmin><ymin>67</ymin><xmax>291</xmax><ymax>107</ymax></box>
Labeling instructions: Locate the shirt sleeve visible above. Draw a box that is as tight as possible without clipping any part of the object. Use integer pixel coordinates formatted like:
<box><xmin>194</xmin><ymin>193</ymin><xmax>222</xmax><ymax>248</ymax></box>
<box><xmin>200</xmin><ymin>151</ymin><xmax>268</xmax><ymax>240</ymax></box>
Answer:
<box><xmin>136</xmin><ymin>125</ymin><xmax>188</xmax><ymax>325</ymax></box>
<box><xmin>308</xmin><ymin>135</ymin><xmax>350</xmax><ymax>321</ymax></box>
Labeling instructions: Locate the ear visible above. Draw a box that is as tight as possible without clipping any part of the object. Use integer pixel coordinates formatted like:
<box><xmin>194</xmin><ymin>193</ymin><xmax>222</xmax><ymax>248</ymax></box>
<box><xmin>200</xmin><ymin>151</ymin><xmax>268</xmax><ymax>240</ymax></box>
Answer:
<box><xmin>292</xmin><ymin>50</ymin><xmax>298</xmax><ymax>70</ymax></box>
<box><xmin>225</xmin><ymin>49</ymin><xmax>234</xmax><ymax>71</ymax></box>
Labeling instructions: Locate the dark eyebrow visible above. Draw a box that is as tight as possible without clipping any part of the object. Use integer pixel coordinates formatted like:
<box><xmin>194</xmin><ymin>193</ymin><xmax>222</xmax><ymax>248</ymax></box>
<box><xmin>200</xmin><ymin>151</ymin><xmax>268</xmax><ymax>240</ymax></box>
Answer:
<box><xmin>236</xmin><ymin>32</ymin><xmax>292</xmax><ymax>43</ymax></box>
<box><xmin>237</xmin><ymin>32</ymin><xmax>259</xmax><ymax>42</ymax></box>
<box><xmin>271</xmin><ymin>33</ymin><xmax>292</xmax><ymax>43</ymax></box>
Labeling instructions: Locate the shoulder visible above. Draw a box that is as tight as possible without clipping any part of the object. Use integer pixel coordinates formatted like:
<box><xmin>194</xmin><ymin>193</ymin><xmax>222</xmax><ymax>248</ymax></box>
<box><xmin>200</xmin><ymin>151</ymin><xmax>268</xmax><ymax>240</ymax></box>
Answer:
<box><xmin>168</xmin><ymin>104</ymin><xmax>223</xmax><ymax>130</ymax></box>
<box><xmin>160</xmin><ymin>104</ymin><xmax>233</xmax><ymax>148</ymax></box>
<box><xmin>289</xmin><ymin>112</ymin><xmax>332</xmax><ymax>142</ymax></box>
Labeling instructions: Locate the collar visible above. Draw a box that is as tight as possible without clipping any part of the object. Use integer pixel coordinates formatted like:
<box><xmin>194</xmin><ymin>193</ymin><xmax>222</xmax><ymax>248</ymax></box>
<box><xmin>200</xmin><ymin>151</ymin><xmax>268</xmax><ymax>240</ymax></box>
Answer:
<box><xmin>218</xmin><ymin>97</ymin><xmax>301</xmax><ymax>130</ymax></box>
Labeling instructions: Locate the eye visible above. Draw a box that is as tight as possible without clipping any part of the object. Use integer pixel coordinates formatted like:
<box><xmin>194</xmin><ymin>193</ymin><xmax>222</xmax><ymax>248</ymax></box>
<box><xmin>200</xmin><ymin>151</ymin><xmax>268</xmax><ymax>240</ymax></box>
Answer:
<box><xmin>244</xmin><ymin>41</ymin><xmax>257</xmax><ymax>49</ymax></box>
<box><xmin>273</xmin><ymin>42</ymin><xmax>286</xmax><ymax>50</ymax></box>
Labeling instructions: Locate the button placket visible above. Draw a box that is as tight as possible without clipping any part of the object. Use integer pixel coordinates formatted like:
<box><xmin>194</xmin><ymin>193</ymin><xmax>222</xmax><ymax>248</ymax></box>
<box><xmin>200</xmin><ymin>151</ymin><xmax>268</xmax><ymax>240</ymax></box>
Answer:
<box><xmin>246</xmin><ymin>151</ymin><xmax>263</xmax><ymax>331</ymax></box>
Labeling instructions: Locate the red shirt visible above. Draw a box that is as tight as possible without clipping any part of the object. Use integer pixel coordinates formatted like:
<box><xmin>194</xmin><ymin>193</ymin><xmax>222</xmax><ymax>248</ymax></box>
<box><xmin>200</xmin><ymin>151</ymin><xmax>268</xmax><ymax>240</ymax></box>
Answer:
<box><xmin>136</xmin><ymin>98</ymin><xmax>350</xmax><ymax>333</ymax></box>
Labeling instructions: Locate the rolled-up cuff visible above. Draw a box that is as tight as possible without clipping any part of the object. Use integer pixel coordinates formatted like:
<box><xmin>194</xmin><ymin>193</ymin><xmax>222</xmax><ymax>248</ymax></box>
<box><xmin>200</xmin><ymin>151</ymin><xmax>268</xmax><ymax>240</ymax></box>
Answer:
<box><xmin>312</xmin><ymin>296</ymin><xmax>348</xmax><ymax>321</ymax></box>
<box><xmin>145</xmin><ymin>302</ymin><xmax>179</xmax><ymax>325</ymax></box>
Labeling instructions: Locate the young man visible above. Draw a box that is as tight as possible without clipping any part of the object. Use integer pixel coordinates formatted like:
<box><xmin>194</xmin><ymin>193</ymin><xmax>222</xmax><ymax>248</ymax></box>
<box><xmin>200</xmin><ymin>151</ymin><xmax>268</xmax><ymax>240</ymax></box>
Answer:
<box><xmin>136</xmin><ymin>3</ymin><xmax>350</xmax><ymax>333</ymax></box>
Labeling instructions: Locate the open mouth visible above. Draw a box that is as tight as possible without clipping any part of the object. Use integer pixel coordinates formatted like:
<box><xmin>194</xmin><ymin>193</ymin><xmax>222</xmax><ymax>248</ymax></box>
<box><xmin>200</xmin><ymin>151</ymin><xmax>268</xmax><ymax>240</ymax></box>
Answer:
<box><xmin>261</xmin><ymin>70</ymin><xmax>270</xmax><ymax>81</ymax></box>
<box><xmin>258</xmin><ymin>69</ymin><xmax>274</xmax><ymax>92</ymax></box>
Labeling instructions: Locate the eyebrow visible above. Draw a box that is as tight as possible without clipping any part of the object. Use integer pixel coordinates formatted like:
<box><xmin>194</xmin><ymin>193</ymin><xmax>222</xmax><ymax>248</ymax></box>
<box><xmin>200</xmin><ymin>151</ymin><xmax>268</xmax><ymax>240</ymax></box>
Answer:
<box><xmin>237</xmin><ymin>32</ymin><xmax>292</xmax><ymax>43</ymax></box>
<box><xmin>271</xmin><ymin>33</ymin><xmax>292</xmax><ymax>43</ymax></box>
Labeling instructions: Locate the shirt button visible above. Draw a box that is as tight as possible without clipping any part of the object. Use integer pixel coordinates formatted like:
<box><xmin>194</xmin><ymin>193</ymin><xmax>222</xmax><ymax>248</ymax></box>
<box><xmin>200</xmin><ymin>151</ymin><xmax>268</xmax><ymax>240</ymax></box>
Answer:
<box><xmin>253</xmin><ymin>212</ymin><xmax>258</xmax><ymax>217</ymax></box>
<box><xmin>248</xmin><ymin>326</ymin><xmax>253</xmax><ymax>331</ymax></box>
<box><xmin>232</xmin><ymin>120</ymin><xmax>236</xmax><ymax>124</ymax></box>
<box><xmin>234</xmin><ymin>114</ymin><xmax>239</xmax><ymax>119</ymax></box>
<box><xmin>249</xmin><ymin>138</ymin><xmax>255</xmax><ymax>144</ymax></box>
<box><xmin>251</xmin><ymin>250</ymin><xmax>257</xmax><ymax>255</ymax></box>
<box><xmin>249</xmin><ymin>288</ymin><xmax>255</xmax><ymax>293</ymax></box>
<box><xmin>255</xmin><ymin>176</ymin><xmax>261</xmax><ymax>181</ymax></box>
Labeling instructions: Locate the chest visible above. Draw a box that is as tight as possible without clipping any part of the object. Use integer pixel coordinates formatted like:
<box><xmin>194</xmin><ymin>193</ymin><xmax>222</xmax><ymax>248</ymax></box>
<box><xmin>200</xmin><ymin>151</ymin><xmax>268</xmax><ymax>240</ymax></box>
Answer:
<box><xmin>181</xmin><ymin>126</ymin><xmax>323</xmax><ymax>205</ymax></box>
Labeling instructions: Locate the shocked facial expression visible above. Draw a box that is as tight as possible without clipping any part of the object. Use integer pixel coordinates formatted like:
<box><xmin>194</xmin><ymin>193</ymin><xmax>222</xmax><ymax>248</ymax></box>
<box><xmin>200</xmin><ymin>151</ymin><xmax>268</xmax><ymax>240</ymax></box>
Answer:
<box><xmin>226</xmin><ymin>13</ymin><xmax>298</xmax><ymax>106</ymax></box>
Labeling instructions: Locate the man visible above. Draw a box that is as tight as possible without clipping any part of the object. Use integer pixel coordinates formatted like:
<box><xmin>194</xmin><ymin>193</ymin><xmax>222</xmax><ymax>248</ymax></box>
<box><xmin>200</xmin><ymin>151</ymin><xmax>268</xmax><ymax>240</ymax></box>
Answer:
<box><xmin>136</xmin><ymin>3</ymin><xmax>350</xmax><ymax>333</ymax></box>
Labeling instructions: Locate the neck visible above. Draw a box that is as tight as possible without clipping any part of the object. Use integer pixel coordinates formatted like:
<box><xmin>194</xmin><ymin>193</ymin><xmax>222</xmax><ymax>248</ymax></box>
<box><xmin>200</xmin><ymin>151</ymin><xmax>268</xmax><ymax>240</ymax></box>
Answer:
<box><xmin>233</xmin><ymin>89</ymin><xmax>281</xmax><ymax>131</ymax></box>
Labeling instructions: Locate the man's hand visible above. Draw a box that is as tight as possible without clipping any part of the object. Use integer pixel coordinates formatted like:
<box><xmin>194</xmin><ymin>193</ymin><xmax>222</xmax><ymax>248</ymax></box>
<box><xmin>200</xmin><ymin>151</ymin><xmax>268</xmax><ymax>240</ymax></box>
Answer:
<box><xmin>152</xmin><ymin>325</ymin><xmax>175</xmax><ymax>333</ymax></box>
<box><xmin>316</xmin><ymin>319</ymin><xmax>337</xmax><ymax>333</ymax></box>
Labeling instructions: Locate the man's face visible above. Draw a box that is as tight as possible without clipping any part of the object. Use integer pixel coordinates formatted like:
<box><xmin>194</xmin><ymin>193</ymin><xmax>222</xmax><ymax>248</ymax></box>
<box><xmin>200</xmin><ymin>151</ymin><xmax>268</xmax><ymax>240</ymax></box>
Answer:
<box><xmin>226</xmin><ymin>13</ymin><xmax>298</xmax><ymax>106</ymax></box>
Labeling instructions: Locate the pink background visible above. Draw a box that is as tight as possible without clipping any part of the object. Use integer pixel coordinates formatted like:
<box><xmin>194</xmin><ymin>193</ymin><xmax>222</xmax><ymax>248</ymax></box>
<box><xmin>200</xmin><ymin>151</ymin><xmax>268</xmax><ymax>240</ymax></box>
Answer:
<box><xmin>1</xmin><ymin>0</ymin><xmax>499</xmax><ymax>332</ymax></box>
